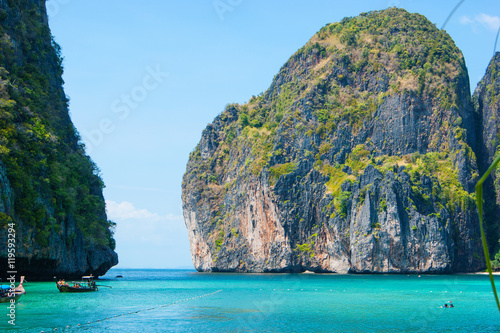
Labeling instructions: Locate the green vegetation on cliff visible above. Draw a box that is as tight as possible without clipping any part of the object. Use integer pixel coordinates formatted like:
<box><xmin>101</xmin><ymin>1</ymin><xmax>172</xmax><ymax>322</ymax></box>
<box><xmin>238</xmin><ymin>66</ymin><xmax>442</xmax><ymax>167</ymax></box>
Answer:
<box><xmin>185</xmin><ymin>8</ymin><xmax>475</xmax><ymax>214</ymax></box>
<box><xmin>182</xmin><ymin>8</ymin><xmax>486</xmax><ymax>273</ymax></box>
<box><xmin>0</xmin><ymin>0</ymin><xmax>116</xmax><ymax>271</ymax></box>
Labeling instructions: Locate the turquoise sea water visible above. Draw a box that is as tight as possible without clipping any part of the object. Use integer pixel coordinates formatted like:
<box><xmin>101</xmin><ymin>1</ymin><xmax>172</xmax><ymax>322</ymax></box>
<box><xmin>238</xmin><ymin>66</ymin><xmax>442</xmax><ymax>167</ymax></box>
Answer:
<box><xmin>1</xmin><ymin>269</ymin><xmax>500</xmax><ymax>332</ymax></box>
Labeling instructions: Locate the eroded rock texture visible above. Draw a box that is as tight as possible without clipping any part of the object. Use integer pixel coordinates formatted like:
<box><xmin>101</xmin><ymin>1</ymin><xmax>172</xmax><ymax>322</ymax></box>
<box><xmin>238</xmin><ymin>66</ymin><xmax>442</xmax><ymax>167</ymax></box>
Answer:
<box><xmin>183</xmin><ymin>8</ymin><xmax>486</xmax><ymax>273</ymax></box>
<box><xmin>0</xmin><ymin>0</ymin><xmax>117</xmax><ymax>280</ymax></box>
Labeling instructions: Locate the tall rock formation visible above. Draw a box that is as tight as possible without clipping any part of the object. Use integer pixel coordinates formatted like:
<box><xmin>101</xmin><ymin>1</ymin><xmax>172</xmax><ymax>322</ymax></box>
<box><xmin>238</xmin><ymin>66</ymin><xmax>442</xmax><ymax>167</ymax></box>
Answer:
<box><xmin>473</xmin><ymin>52</ymin><xmax>500</xmax><ymax>256</ymax></box>
<box><xmin>0</xmin><ymin>0</ymin><xmax>117</xmax><ymax>280</ymax></box>
<box><xmin>183</xmin><ymin>8</ymin><xmax>486</xmax><ymax>273</ymax></box>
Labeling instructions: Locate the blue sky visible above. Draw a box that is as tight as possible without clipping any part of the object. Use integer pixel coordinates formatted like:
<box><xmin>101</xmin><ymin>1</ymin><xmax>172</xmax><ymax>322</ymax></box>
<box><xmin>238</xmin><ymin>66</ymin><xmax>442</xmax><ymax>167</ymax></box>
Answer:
<box><xmin>46</xmin><ymin>0</ymin><xmax>500</xmax><ymax>268</ymax></box>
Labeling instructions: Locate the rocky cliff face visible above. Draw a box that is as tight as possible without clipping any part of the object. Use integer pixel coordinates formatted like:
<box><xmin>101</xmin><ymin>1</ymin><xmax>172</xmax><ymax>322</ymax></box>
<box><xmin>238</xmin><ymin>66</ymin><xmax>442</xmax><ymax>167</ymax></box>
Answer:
<box><xmin>0</xmin><ymin>0</ymin><xmax>117</xmax><ymax>280</ymax></box>
<box><xmin>182</xmin><ymin>8</ymin><xmax>486</xmax><ymax>273</ymax></box>
<box><xmin>473</xmin><ymin>52</ymin><xmax>500</xmax><ymax>254</ymax></box>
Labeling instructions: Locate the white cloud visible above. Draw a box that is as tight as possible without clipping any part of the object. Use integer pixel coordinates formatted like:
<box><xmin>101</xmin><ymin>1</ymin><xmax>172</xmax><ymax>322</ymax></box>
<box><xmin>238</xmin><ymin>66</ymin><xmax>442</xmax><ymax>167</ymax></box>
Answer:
<box><xmin>104</xmin><ymin>200</ymin><xmax>191</xmax><ymax>268</ymax></box>
<box><xmin>460</xmin><ymin>13</ymin><xmax>500</xmax><ymax>32</ymax></box>
<box><xmin>108</xmin><ymin>185</ymin><xmax>170</xmax><ymax>193</ymax></box>
<box><xmin>106</xmin><ymin>200</ymin><xmax>182</xmax><ymax>221</ymax></box>
<box><xmin>105</xmin><ymin>200</ymin><xmax>185</xmax><ymax>246</ymax></box>
<box><xmin>459</xmin><ymin>16</ymin><xmax>474</xmax><ymax>25</ymax></box>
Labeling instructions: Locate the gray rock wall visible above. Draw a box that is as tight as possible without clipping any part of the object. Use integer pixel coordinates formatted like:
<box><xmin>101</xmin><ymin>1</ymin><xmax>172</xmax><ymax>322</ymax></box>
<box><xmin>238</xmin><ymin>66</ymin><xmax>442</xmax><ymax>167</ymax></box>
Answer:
<box><xmin>182</xmin><ymin>9</ymin><xmax>486</xmax><ymax>274</ymax></box>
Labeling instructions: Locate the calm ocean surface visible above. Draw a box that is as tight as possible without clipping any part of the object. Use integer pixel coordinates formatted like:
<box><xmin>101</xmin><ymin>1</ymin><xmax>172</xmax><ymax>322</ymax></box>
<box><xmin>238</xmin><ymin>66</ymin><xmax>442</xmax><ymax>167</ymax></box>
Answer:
<box><xmin>1</xmin><ymin>269</ymin><xmax>500</xmax><ymax>332</ymax></box>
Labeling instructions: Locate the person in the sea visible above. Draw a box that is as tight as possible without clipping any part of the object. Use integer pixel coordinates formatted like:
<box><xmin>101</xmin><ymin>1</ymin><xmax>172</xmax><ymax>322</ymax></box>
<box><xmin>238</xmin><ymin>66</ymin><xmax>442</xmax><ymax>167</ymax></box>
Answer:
<box><xmin>443</xmin><ymin>301</ymin><xmax>454</xmax><ymax>308</ymax></box>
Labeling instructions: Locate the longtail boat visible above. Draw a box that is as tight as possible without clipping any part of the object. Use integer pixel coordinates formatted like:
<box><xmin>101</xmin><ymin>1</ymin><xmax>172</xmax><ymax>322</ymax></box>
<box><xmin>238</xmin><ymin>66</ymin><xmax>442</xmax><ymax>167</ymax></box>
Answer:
<box><xmin>56</xmin><ymin>276</ymin><xmax>98</xmax><ymax>293</ymax></box>
<box><xmin>0</xmin><ymin>276</ymin><xmax>26</xmax><ymax>303</ymax></box>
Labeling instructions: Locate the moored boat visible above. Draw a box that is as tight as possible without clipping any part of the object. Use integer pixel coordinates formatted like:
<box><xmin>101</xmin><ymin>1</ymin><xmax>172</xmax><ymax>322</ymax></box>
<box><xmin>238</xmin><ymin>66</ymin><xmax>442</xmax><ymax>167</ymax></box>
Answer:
<box><xmin>0</xmin><ymin>276</ymin><xmax>26</xmax><ymax>303</ymax></box>
<box><xmin>56</xmin><ymin>276</ymin><xmax>98</xmax><ymax>293</ymax></box>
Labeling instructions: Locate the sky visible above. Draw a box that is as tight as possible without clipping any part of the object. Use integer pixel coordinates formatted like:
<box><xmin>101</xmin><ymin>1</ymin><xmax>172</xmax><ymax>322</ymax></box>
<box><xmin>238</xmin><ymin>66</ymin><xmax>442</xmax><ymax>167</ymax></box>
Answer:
<box><xmin>46</xmin><ymin>0</ymin><xmax>500</xmax><ymax>269</ymax></box>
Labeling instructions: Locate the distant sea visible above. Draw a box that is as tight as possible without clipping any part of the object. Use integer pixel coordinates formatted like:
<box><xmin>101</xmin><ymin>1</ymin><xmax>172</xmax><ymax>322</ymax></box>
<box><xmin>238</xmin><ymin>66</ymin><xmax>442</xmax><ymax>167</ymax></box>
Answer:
<box><xmin>2</xmin><ymin>269</ymin><xmax>500</xmax><ymax>332</ymax></box>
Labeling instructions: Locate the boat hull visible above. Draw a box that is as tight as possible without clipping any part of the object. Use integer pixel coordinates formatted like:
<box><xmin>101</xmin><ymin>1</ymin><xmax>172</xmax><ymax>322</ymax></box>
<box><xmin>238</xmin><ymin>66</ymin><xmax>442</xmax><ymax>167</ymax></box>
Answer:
<box><xmin>57</xmin><ymin>285</ymin><xmax>97</xmax><ymax>293</ymax></box>
<box><xmin>56</xmin><ymin>276</ymin><xmax>99</xmax><ymax>293</ymax></box>
<box><xmin>0</xmin><ymin>293</ymin><xmax>24</xmax><ymax>303</ymax></box>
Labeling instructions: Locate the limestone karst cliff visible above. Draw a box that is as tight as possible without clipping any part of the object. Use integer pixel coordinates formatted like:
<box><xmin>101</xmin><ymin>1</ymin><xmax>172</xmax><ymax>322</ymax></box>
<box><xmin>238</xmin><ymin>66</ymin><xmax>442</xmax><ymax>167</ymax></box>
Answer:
<box><xmin>182</xmin><ymin>8</ymin><xmax>490</xmax><ymax>273</ymax></box>
<box><xmin>473</xmin><ymin>52</ymin><xmax>500</xmax><ymax>266</ymax></box>
<box><xmin>0</xmin><ymin>0</ymin><xmax>117</xmax><ymax>280</ymax></box>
